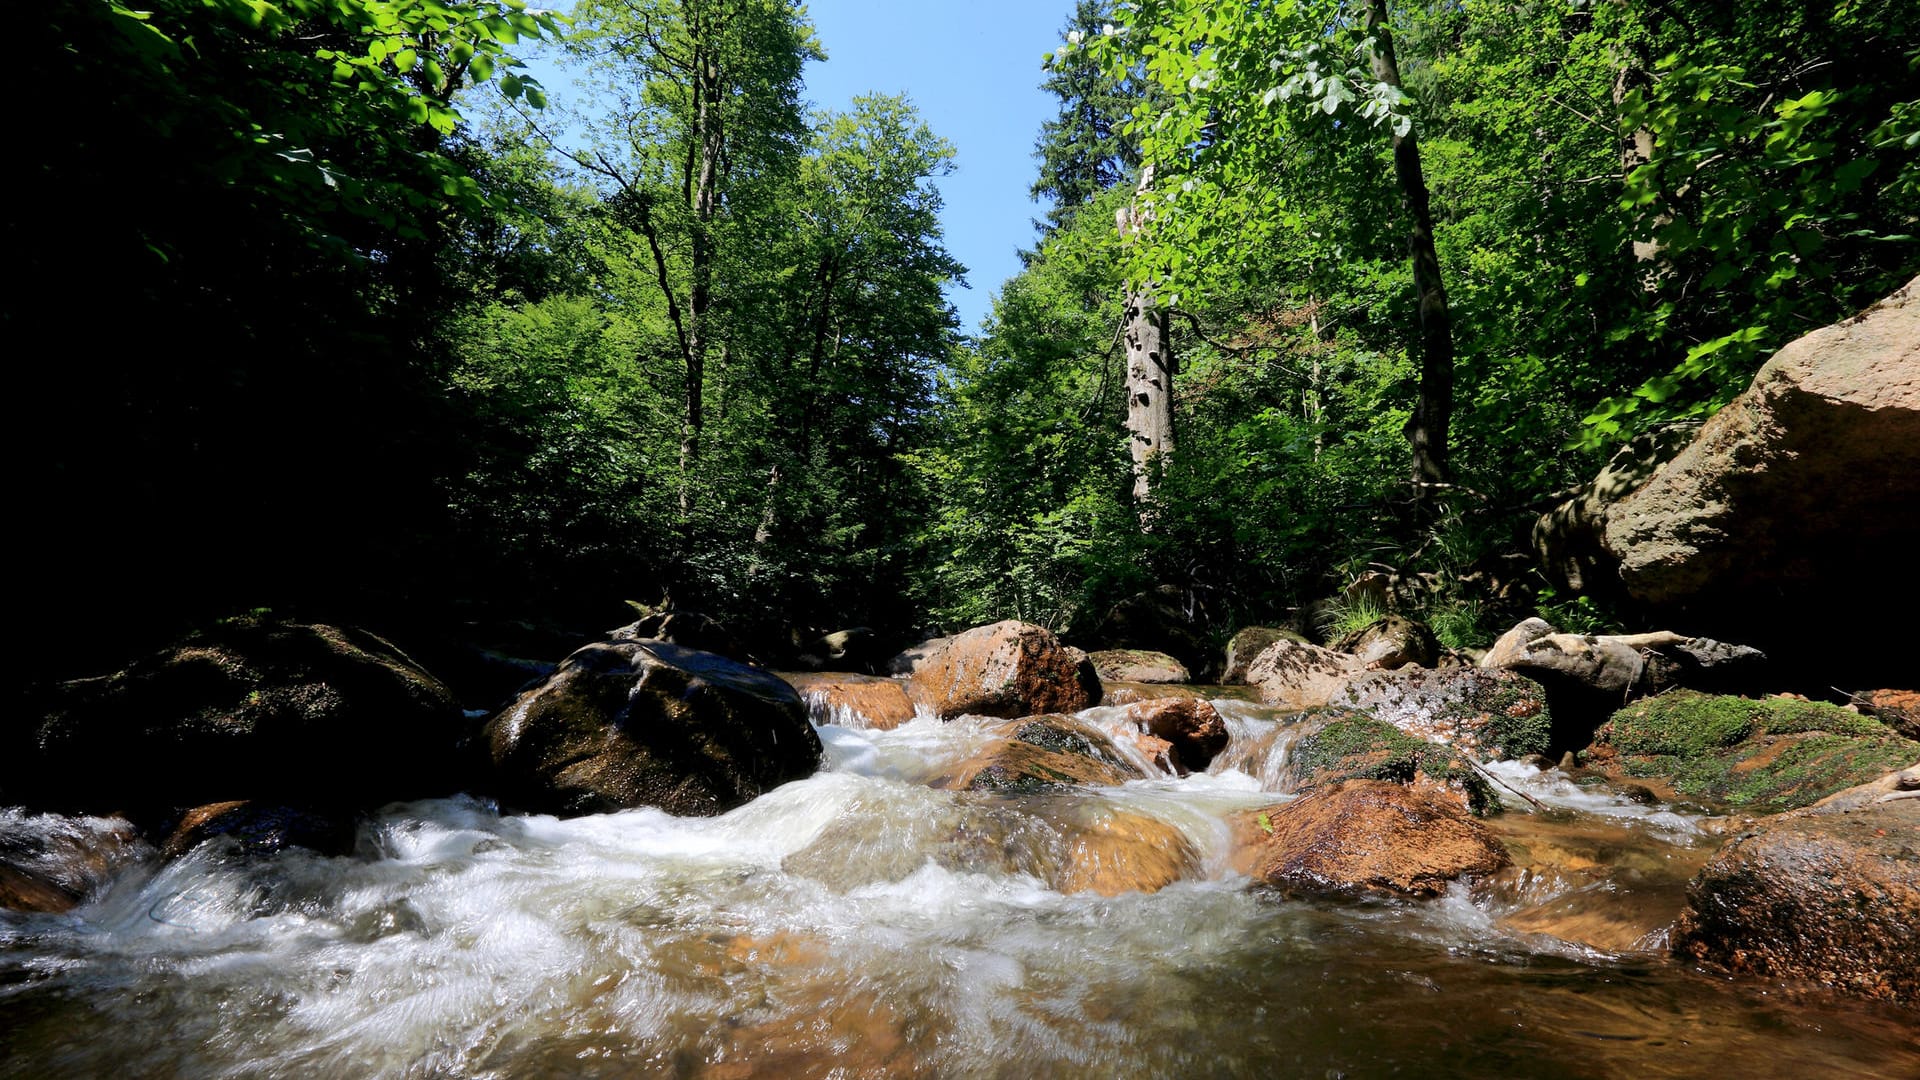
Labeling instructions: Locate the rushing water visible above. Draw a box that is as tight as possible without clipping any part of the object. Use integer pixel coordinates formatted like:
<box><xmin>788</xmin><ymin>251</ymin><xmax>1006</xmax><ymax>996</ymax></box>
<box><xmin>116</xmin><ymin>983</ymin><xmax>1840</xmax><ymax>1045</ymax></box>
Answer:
<box><xmin>3</xmin><ymin>700</ymin><xmax>1916</xmax><ymax>1079</ymax></box>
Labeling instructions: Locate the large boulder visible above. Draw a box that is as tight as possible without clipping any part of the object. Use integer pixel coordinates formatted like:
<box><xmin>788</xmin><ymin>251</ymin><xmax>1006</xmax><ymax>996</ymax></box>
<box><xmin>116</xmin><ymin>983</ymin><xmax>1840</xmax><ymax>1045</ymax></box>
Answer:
<box><xmin>1091</xmin><ymin>585</ymin><xmax>1217</xmax><ymax>679</ymax></box>
<box><xmin>1588</xmin><ymin>690</ymin><xmax>1920</xmax><ymax>814</ymax></box>
<box><xmin>1674</xmin><ymin>771</ymin><xmax>1919</xmax><ymax>1005</ymax></box>
<box><xmin>779</xmin><ymin>671</ymin><xmax>918</xmax><ymax>731</ymax></box>
<box><xmin>1228</xmin><ymin>780</ymin><xmax>1509</xmax><ymax>898</ymax></box>
<box><xmin>1329</xmin><ymin>615</ymin><xmax>1440</xmax><ymax>671</ymax></box>
<box><xmin>1484</xmin><ymin>625</ymin><xmax>1767</xmax><ymax>748</ymax></box>
<box><xmin>1244</xmin><ymin>639</ymin><xmax>1363</xmax><ymax>710</ymax></box>
<box><xmin>882</xmin><ymin>635</ymin><xmax>951</xmax><ymax>677</ymax></box>
<box><xmin>1334</xmin><ymin>667</ymin><xmax>1551</xmax><ymax>763</ymax></box>
<box><xmin>1221</xmin><ymin>626</ymin><xmax>1308</xmax><ymax>684</ymax></box>
<box><xmin>486</xmin><ymin>640</ymin><xmax>821</xmax><ymax>818</ymax></box>
<box><xmin>13</xmin><ymin>620</ymin><xmax>469</xmax><ymax>813</ymax></box>
<box><xmin>1089</xmin><ymin>648</ymin><xmax>1190</xmax><ymax>684</ymax></box>
<box><xmin>906</xmin><ymin>621</ymin><xmax>1100</xmax><ymax>720</ymax></box>
<box><xmin>1541</xmin><ymin>276</ymin><xmax>1920</xmax><ymax>686</ymax></box>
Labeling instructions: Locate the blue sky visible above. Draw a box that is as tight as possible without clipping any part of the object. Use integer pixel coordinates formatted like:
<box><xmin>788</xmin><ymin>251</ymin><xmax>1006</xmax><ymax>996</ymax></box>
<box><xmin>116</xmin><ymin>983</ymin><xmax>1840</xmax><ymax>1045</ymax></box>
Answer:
<box><xmin>797</xmin><ymin>1</ymin><xmax>1074</xmax><ymax>331</ymax></box>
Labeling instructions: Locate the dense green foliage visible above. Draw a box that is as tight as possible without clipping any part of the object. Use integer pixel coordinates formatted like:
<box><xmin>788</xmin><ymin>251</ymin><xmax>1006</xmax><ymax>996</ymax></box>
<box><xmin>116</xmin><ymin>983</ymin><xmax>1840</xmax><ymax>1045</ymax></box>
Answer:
<box><xmin>910</xmin><ymin>0</ymin><xmax>1918</xmax><ymax>645</ymax></box>
<box><xmin>17</xmin><ymin>0</ymin><xmax>1916</xmax><ymax>675</ymax></box>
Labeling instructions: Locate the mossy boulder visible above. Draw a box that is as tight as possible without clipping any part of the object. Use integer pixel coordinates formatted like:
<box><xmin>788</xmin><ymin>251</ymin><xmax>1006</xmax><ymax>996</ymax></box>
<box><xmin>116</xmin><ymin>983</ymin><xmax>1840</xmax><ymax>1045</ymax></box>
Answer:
<box><xmin>1222</xmin><ymin>627</ymin><xmax>1309</xmax><ymax>684</ymax></box>
<box><xmin>1280</xmin><ymin>709</ymin><xmax>1500</xmax><ymax>815</ymax></box>
<box><xmin>1330</xmin><ymin>615</ymin><xmax>1440</xmax><ymax>670</ymax></box>
<box><xmin>1589</xmin><ymin>691</ymin><xmax>1920</xmax><ymax>814</ymax></box>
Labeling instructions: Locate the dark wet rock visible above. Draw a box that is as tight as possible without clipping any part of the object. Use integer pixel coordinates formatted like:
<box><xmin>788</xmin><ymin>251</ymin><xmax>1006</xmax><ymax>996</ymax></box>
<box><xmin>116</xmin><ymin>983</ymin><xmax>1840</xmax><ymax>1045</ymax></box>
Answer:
<box><xmin>1089</xmin><ymin>649</ymin><xmax>1190</xmax><ymax>685</ymax></box>
<box><xmin>1540</xmin><ymin>276</ymin><xmax>1920</xmax><ymax>687</ymax></box>
<box><xmin>1588</xmin><ymin>691</ymin><xmax>1920</xmax><ymax>815</ymax></box>
<box><xmin>0</xmin><ymin>811</ymin><xmax>147</xmax><ymax>913</ymax></box>
<box><xmin>931</xmin><ymin>715</ymin><xmax>1147</xmax><ymax>794</ymax></box>
<box><xmin>1245</xmin><ymin>639</ymin><xmax>1362</xmax><ymax>710</ymax></box>
<box><xmin>162</xmin><ymin>801</ymin><xmax>357</xmax><ymax>859</ymax></box>
<box><xmin>1334</xmin><ymin>667</ymin><xmax>1551</xmax><ymax>763</ymax></box>
<box><xmin>609</xmin><ymin>610</ymin><xmax>751</xmax><ymax>663</ymax></box>
<box><xmin>1092</xmin><ymin>585</ymin><xmax>1217</xmax><ymax>679</ymax></box>
<box><xmin>1123</xmin><ymin>699</ymin><xmax>1229</xmax><ymax>774</ymax></box>
<box><xmin>779</xmin><ymin>671</ymin><xmax>917</xmax><ymax>731</ymax></box>
<box><xmin>486</xmin><ymin>640</ymin><xmax>821</xmax><ymax>818</ymax></box>
<box><xmin>1222</xmin><ymin>627</ymin><xmax>1309</xmax><ymax>684</ymax></box>
<box><xmin>15</xmin><ymin>619</ymin><xmax>470</xmax><ymax>814</ymax></box>
<box><xmin>1674</xmin><ymin>774</ymin><xmax>1920</xmax><ymax>1005</ymax></box>
<box><xmin>1330</xmin><ymin>615</ymin><xmax>1440</xmax><ymax>671</ymax></box>
<box><xmin>1228</xmin><ymin>780</ymin><xmax>1509</xmax><ymax>898</ymax></box>
<box><xmin>1277</xmin><ymin>709</ymin><xmax>1500</xmax><ymax>815</ymax></box>
<box><xmin>906</xmin><ymin>621</ymin><xmax>1100</xmax><ymax>721</ymax></box>
<box><xmin>789</xmin><ymin>627</ymin><xmax>884</xmax><ymax>673</ymax></box>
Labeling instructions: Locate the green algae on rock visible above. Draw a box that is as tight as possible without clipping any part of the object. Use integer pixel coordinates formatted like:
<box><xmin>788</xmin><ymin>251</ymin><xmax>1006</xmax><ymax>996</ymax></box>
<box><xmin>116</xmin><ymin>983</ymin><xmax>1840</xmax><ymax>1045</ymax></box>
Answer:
<box><xmin>1591</xmin><ymin>691</ymin><xmax>1920</xmax><ymax>814</ymax></box>
<box><xmin>1282</xmin><ymin>709</ymin><xmax>1501</xmax><ymax>815</ymax></box>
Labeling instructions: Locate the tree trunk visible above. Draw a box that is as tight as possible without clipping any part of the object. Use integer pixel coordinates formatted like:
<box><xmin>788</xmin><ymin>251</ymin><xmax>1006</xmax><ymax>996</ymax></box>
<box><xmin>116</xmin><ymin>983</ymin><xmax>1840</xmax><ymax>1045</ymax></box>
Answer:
<box><xmin>1366</xmin><ymin>0</ymin><xmax>1455</xmax><ymax>494</ymax></box>
<box><xmin>679</xmin><ymin>9</ymin><xmax>724</xmax><ymax>517</ymax></box>
<box><xmin>1117</xmin><ymin>164</ymin><xmax>1175</xmax><ymax>513</ymax></box>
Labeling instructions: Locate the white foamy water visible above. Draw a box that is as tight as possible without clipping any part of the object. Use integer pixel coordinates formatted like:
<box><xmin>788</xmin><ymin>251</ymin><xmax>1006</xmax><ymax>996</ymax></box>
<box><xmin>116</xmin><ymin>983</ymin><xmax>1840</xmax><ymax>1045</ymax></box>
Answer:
<box><xmin>3</xmin><ymin>695</ymin><xmax>1912</xmax><ymax>1079</ymax></box>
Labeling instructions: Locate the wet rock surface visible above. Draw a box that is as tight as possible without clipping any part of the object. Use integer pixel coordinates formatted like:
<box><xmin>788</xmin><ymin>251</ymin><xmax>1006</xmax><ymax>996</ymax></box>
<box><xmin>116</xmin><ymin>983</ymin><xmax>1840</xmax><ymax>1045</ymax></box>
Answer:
<box><xmin>1123</xmin><ymin>698</ymin><xmax>1230</xmax><ymax>774</ymax></box>
<box><xmin>906</xmin><ymin>621</ymin><xmax>1100</xmax><ymax>720</ymax></box>
<box><xmin>1675</xmin><ymin>777</ymin><xmax>1920</xmax><ymax>1005</ymax></box>
<box><xmin>0</xmin><ymin>811</ymin><xmax>147</xmax><ymax>913</ymax></box>
<box><xmin>486</xmin><ymin>640</ymin><xmax>821</xmax><ymax>817</ymax></box>
<box><xmin>1229</xmin><ymin>780</ymin><xmax>1509</xmax><ymax>898</ymax></box>
<box><xmin>162</xmin><ymin>800</ymin><xmax>358</xmax><ymax>859</ymax></box>
<box><xmin>931</xmin><ymin>715</ymin><xmax>1146</xmax><ymax>794</ymax></box>
<box><xmin>778</xmin><ymin>671</ymin><xmax>918</xmax><ymax>731</ymax></box>
<box><xmin>15</xmin><ymin>619</ymin><xmax>470</xmax><ymax>814</ymax></box>
<box><xmin>1275</xmin><ymin>709</ymin><xmax>1499</xmax><ymax>814</ymax></box>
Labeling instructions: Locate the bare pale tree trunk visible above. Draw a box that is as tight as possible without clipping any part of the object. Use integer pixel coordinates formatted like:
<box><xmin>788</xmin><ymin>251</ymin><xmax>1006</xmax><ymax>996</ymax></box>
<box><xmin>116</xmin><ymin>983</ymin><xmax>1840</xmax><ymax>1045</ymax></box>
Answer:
<box><xmin>1117</xmin><ymin>164</ymin><xmax>1175</xmax><ymax>513</ymax></box>
<box><xmin>1366</xmin><ymin>0</ymin><xmax>1455</xmax><ymax>496</ymax></box>
<box><xmin>679</xmin><ymin>4</ymin><xmax>724</xmax><ymax>517</ymax></box>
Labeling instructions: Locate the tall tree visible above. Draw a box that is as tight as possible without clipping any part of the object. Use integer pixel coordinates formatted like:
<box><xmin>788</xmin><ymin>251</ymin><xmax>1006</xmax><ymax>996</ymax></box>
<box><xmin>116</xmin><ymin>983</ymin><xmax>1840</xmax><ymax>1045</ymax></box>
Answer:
<box><xmin>1117</xmin><ymin>165</ymin><xmax>1175</xmax><ymax>511</ymax></box>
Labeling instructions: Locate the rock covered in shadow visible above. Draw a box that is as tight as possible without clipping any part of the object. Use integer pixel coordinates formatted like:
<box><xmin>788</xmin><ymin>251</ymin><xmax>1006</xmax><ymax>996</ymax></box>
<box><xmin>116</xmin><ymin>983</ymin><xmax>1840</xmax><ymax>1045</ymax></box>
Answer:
<box><xmin>161</xmin><ymin>800</ymin><xmax>359</xmax><ymax>859</ymax></box>
<box><xmin>1229</xmin><ymin>780</ymin><xmax>1509</xmax><ymax>898</ymax></box>
<box><xmin>486</xmin><ymin>640</ymin><xmax>821</xmax><ymax>818</ymax></box>
<box><xmin>608</xmin><ymin>609</ymin><xmax>752</xmax><ymax>664</ymax></box>
<box><xmin>906</xmin><ymin>621</ymin><xmax>1100</xmax><ymax>721</ymax></box>
<box><xmin>1674</xmin><ymin>768</ymin><xmax>1920</xmax><ymax>1005</ymax></box>
<box><xmin>16</xmin><ymin>619</ymin><xmax>471</xmax><ymax>814</ymax></box>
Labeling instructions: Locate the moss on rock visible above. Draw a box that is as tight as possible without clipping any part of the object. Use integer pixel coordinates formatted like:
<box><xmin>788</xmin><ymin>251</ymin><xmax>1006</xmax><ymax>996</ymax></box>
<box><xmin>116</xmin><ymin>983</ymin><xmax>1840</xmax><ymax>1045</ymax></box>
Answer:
<box><xmin>1594</xmin><ymin>691</ymin><xmax>1919</xmax><ymax>814</ymax></box>
<box><xmin>1284</xmin><ymin>709</ymin><xmax>1500</xmax><ymax>815</ymax></box>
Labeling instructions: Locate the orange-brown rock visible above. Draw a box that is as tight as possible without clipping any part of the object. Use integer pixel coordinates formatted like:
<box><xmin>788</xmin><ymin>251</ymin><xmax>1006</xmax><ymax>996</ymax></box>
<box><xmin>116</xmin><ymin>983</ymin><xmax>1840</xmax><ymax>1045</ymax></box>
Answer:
<box><xmin>1229</xmin><ymin>780</ymin><xmax>1509</xmax><ymax>898</ymax></box>
<box><xmin>1674</xmin><ymin>777</ymin><xmax>1920</xmax><ymax>1004</ymax></box>
<box><xmin>1088</xmin><ymin>649</ymin><xmax>1189</xmax><ymax>684</ymax></box>
<box><xmin>906</xmin><ymin>621</ymin><xmax>1100</xmax><ymax>720</ymax></box>
<box><xmin>779</xmin><ymin>672</ymin><xmax>917</xmax><ymax>731</ymax></box>
<box><xmin>1854</xmin><ymin>689</ymin><xmax>1919</xmax><ymax>740</ymax></box>
<box><xmin>0</xmin><ymin>811</ymin><xmax>145</xmax><ymax>913</ymax></box>
<box><xmin>930</xmin><ymin>716</ymin><xmax>1146</xmax><ymax>794</ymax></box>
<box><xmin>163</xmin><ymin>800</ymin><xmax>357</xmax><ymax>858</ymax></box>
<box><xmin>1124</xmin><ymin>698</ymin><xmax>1229</xmax><ymax>773</ymax></box>
<box><xmin>1055</xmin><ymin>806</ymin><xmax>1199</xmax><ymax>897</ymax></box>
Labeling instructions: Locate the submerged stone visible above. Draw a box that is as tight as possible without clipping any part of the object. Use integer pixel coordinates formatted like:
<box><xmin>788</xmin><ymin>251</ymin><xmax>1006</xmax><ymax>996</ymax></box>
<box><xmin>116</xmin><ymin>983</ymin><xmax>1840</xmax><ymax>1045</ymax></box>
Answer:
<box><xmin>1229</xmin><ymin>780</ymin><xmax>1509</xmax><ymax>898</ymax></box>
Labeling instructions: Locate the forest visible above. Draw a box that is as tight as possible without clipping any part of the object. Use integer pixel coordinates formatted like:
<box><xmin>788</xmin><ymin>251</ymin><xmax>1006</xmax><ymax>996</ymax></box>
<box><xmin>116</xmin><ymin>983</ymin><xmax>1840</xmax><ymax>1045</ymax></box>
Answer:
<box><xmin>16</xmin><ymin>0</ymin><xmax>1918</xmax><ymax>671</ymax></box>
